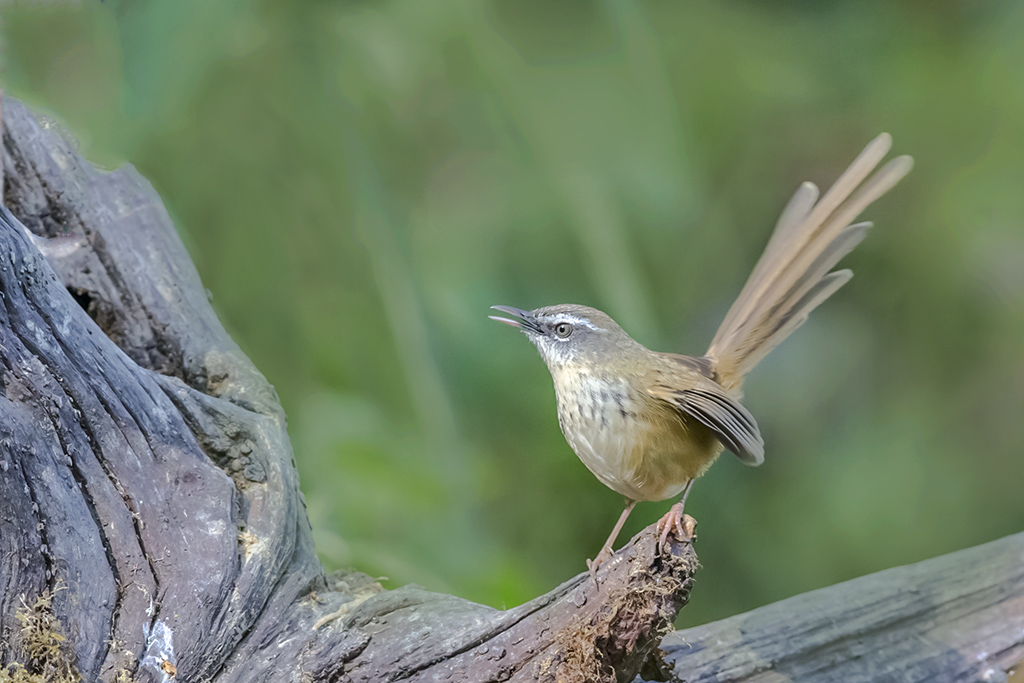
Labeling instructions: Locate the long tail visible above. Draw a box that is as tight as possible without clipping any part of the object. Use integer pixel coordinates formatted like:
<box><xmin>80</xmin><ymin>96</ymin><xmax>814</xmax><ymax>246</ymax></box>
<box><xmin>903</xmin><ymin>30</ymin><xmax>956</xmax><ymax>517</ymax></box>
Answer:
<box><xmin>706</xmin><ymin>133</ymin><xmax>913</xmax><ymax>391</ymax></box>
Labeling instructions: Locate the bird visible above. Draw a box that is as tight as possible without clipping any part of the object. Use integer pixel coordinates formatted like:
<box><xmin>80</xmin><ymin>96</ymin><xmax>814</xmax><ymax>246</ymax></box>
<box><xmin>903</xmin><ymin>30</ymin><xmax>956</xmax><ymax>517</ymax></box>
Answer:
<box><xmin>491</xmin><ymin>133</ymin><xmax>913</xmax><ymax>571</ymax></box>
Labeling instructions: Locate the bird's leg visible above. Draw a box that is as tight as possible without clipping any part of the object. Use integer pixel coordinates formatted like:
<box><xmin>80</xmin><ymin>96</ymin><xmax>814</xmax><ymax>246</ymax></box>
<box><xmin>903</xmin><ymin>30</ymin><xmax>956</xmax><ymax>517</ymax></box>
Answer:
<box><xmin>587</xmin><ymin>499</ymin><xmax>637</xmax><ymax>576</ymax></box>
<box><xmin>657</xmin><ymin>479</ymin><xmax>696</xmax><ymax>553</ymax></box>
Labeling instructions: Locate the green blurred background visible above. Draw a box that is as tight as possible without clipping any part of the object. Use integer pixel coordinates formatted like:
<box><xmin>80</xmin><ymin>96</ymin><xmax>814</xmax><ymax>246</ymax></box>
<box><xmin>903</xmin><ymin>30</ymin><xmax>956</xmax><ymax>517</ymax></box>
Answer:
<box><xmin>2</xmin><ymin>0</ymin><xmax>1022</xmax><ymax>627</ymax></box>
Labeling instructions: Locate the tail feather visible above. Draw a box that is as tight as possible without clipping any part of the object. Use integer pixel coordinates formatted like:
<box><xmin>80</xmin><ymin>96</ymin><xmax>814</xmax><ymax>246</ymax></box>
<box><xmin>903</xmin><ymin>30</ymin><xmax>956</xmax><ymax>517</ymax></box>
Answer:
<box><xmin>732</xmin><ymin>268</ymin><xmax>852</xmax><ymax>378</ymax></box>
<box><xmin>707</xmin><ymin>134</ymin><xmax>913</xmax><ymax>390</ymax></box>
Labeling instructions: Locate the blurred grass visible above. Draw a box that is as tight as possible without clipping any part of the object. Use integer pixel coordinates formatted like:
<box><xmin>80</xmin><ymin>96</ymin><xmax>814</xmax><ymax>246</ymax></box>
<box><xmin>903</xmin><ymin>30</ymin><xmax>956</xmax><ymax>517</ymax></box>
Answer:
<box><xmin>2</xmin><ymin>0</ymin><xmax>1023</xmax><ymax>626</ymax></box>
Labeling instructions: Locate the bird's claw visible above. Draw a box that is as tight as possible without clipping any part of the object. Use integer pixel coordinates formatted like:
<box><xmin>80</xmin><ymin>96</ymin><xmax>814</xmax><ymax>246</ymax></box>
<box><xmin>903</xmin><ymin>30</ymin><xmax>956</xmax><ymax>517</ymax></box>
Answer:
<box><xmin>656</xmin><ymin>503</ymin><xmax>696</xmax><ymax>554</ymax></box>
<box><xmin>586</xmin><ymin>546</ymin><xmax>614</xmax><ymax>581</ymax></box>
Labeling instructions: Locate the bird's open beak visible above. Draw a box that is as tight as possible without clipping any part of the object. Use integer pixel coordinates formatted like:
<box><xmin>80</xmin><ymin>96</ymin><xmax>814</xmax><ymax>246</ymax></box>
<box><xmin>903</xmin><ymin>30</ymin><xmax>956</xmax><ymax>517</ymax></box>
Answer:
<box><xmin>489</xmin><ymin>305</ymin><xmax>543</xmax><ymax>334</ymax></box>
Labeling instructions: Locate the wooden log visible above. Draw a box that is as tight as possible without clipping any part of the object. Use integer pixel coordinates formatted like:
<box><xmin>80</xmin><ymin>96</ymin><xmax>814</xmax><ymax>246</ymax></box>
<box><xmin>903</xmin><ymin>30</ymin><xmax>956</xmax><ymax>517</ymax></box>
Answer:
<box><xmin>0</xmin><ymin>96</ymin><xmax>697</xmax><ymax>683</ymax></box>
<box><xmin>650</xmin><ymin>531</ymin><xmax>1024</xmax><ymax>683</ymax></box>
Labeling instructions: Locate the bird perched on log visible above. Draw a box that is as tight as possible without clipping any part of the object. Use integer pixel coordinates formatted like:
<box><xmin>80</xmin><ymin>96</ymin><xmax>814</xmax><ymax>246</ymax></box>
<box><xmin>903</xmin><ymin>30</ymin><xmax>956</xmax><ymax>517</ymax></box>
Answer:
<box><xmin>491</xmin><ymin>134</ymin><xmax>912</xmax><ymax>571</ymax></box>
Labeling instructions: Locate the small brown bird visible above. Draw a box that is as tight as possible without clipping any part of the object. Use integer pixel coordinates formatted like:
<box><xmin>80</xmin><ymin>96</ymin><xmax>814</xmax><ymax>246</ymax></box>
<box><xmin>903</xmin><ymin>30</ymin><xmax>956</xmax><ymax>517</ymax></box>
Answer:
<box><xmin>491</xmin><ymin>134</ymin><xmax>912</xmax><ymax>570</ymax></box>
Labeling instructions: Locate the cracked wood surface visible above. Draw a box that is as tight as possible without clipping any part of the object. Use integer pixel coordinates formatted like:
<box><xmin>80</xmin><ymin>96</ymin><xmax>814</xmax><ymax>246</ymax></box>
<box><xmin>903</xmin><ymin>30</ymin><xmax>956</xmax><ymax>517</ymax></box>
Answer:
<box><xmin>0</xmin><ymin>96</ymin><xmax>698</xmax><ymax>682</ymax></box>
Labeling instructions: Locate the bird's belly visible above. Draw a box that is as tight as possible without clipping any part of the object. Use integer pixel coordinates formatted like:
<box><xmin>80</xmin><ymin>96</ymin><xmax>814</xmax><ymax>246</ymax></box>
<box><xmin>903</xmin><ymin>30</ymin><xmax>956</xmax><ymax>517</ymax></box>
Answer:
<box><xmin>555</xmin><ymin>378</ymin><xmax>720</xmax><ymax>502</ymax></box>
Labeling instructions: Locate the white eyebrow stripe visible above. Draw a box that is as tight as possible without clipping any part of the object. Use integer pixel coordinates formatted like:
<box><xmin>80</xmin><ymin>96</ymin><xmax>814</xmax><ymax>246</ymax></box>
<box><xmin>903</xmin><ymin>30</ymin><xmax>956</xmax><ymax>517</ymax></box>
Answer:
<box><xmin>557</xmin><ymin>315</ymin><xmax>601</xmax><ymax>331</ymax></box>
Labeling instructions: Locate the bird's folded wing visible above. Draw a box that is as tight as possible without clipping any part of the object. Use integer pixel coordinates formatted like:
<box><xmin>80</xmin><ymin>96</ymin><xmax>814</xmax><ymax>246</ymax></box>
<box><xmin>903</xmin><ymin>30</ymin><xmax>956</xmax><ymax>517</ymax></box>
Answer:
<box><xmin>648</xmin><ymin>380</ymin><xmax>765</xmax><ymax>466</ymax></box>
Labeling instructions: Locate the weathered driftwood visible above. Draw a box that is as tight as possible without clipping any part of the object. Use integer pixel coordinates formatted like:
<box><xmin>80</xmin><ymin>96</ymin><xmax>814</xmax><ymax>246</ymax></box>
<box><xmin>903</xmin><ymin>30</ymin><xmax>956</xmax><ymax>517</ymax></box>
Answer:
<box><xmin>0</xmin><ymin>96</ymin><xmax>697</xmax><ymax>683</ymax></box>
<box><xmin>646</xmin><ymin>531</ymin><xmax>1024</xmax><ymax>683</ymax></box>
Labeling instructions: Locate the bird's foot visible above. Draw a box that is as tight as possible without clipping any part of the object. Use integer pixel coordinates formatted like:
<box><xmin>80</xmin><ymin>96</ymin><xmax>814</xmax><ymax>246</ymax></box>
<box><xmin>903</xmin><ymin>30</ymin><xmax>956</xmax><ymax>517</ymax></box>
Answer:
<box><xmin>586</xmin><ymin>545</ymin><xmax>614</xmax><ymax>580</ymax></box>
<box><xmin>656</xmin><ymin>503</ymin><xmax>696</xmax><ymax>554</ymax></box>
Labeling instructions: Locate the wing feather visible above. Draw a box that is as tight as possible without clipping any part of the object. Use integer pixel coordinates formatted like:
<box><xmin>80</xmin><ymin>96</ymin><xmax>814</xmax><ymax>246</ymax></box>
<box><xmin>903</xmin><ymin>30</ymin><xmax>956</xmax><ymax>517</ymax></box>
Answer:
<box><xmin>649</xmin><ymin>381</ymin><xmax>765</xmax><ymax>466</ymax></box>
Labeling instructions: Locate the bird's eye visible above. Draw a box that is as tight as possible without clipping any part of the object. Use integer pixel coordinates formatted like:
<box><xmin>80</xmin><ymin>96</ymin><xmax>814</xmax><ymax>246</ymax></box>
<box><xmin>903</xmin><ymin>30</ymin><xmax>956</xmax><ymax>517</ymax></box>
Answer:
<box><xmin>554</xmin><ymin>322</ymin><xmax>573</xmax><ymax>338</ymax></box>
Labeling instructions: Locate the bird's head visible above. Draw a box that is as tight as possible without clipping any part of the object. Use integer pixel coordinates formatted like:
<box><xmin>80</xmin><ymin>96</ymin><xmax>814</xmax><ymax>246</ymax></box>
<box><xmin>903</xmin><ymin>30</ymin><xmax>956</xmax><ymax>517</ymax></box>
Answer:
<box><xmin>490</xmin><ymin>304</ymin><xmax>643</xmax><ymax>372</ymax></box>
